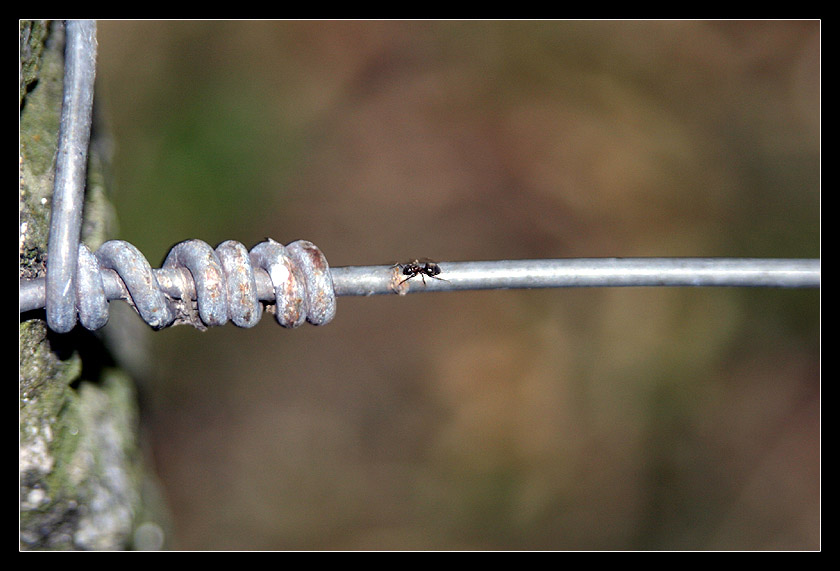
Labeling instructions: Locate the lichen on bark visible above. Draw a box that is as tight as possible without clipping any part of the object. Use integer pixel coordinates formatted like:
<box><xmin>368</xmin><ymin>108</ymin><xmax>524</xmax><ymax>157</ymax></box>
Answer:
<box><xmin>19</xmin><ymin>20</ymin><xmax>167</xmax><ymax>551</ymax></box>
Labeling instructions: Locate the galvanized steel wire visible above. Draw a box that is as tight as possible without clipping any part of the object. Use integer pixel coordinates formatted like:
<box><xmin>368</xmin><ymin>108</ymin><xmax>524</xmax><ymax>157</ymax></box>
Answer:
<box><xmin>43</xmin><ymin>20</ymin><xmax>97</xmax><ymax>334</ymax></box>
<box><xmin>20</xmin><ymin>249</ymin><xmax>821</xmax><ymax>331</ymax></box>
<box><xmin>18</xmin><ymin>20</ymin><xmax>821</xmax><ymax>333</ymax></box>
<box><xmin>20</xmin><ymin>239</ymin><xmax>338</xmax><ymax>330</ymax></box>
<box><xmin>331</xmin><ymin>258</ymin><xmax>821</xmax><ymax>296</ymax></box>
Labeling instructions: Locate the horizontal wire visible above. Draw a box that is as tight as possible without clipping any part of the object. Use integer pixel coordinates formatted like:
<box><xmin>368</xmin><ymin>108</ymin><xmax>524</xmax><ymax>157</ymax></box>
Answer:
<box><xmin>20</xmin><ymin>257</ymin><xmax>820</xmax><ymax>315</ymax></box>
<box><xmin>21</xmin><ymin>24</ymin><xmax>819</xmax><ymax>328</ymax></box>
<box><xmin>333</xmin><ymin>258</ymin><xmax>821</xmax><ymax>296</ymax></box>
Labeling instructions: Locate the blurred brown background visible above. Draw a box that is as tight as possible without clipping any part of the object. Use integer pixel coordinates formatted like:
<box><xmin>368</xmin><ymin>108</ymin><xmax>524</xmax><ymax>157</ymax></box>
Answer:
<box><xmin>95</xmin><ymin>20</ymin><xmax>819</xmax><ymax>550</ymax></box>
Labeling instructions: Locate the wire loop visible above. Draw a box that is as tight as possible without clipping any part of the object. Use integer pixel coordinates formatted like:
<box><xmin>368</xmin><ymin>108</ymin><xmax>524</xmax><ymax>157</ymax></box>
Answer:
<box><xmin>32</xmin><ymin>239</ymin><xmax>337</xmax><ymax>331</ymax></box>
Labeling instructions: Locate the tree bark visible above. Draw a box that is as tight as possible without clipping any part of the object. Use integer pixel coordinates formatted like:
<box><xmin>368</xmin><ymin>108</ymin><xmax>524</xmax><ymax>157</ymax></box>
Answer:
<box><xmin>19</xmin><ymin>20</ymin><xmax>167</xmax><ymax>551</ymax></box>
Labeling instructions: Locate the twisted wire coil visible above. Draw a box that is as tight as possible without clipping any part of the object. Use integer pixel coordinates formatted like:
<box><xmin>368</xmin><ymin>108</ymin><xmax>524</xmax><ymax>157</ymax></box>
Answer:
<box><xmin>32</xmin><ymin>238</ymin><xmax>336</xmax><ymax>332</ymax></box>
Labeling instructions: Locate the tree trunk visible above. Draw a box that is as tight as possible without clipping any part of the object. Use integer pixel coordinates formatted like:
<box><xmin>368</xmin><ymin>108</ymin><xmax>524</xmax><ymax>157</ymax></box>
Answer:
<box><xmin>19</xmin><ymin>20</ymin><xmax>167</xmax><ymax>551</ymax></box>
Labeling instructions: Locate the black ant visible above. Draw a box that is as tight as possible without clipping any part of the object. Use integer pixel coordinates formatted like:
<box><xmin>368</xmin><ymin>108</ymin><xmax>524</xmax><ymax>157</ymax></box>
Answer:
<box><xmin>397</xmin><ymin>259</ymin><xmax>448</xmax><ymax>286</ymax></box>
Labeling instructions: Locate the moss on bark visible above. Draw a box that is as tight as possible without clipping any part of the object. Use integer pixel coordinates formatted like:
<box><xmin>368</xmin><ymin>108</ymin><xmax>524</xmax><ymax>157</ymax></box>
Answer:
<box><xmin>19</xmin><ymin>20</ymin><xmax>167</xmax><ymax>551</ymax></box>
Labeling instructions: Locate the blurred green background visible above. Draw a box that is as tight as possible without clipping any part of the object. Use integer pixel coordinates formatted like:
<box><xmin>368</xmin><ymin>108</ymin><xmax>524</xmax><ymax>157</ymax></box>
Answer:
<box><xmin>95</xmin><ymin>20</ymin><xmax>819</xmax><ymax>550</ymax></box>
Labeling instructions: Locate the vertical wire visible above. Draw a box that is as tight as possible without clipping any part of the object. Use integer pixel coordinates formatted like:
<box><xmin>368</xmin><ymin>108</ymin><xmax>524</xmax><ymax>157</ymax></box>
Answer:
<box><xmin>45</xmin><ymin>20</ymin><xmax>97</xmax><ymax>333</ymax></box>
